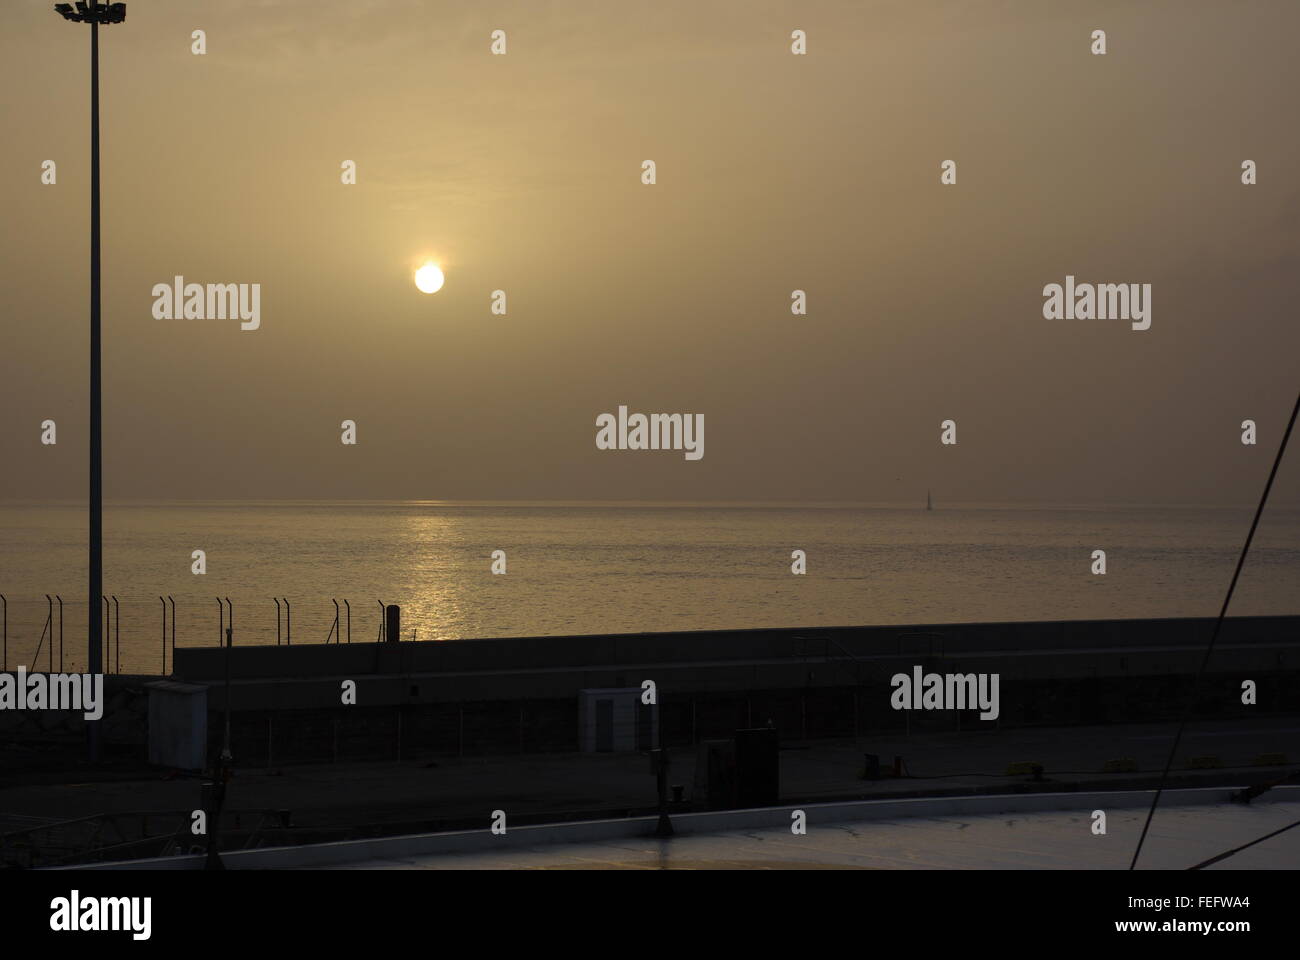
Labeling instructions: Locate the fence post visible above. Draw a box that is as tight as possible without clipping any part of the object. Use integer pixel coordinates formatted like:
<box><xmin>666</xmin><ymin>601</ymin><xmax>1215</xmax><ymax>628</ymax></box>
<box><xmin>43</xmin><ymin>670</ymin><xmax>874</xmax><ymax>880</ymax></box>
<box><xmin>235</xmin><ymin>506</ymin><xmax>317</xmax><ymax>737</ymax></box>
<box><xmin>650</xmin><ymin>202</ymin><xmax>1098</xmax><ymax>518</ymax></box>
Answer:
<box><xmin>45</xmin><ymin>595</ymin><xmax>53</xmax><ymax>672</ymax></box>
<box><xmin>222</xmin><ymin>598</ymin><xmax>233</xmax><ymax>765</ymax></box>
<box><xmin>111</xmin><ymin>595</ymin><xmax>118</xmax><ymax>674</ymax></box>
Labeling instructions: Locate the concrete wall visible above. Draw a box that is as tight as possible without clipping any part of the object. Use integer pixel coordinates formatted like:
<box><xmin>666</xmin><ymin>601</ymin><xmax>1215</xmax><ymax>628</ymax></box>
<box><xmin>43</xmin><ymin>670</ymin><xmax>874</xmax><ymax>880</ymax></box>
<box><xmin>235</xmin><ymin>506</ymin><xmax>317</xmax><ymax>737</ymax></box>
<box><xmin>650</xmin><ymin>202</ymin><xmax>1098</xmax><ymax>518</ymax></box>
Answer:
<box><xmin>197</xmin><ymin>669</ymin><xmax>1300</xmax><ymax>768</ymax></box>
<box><xmin>172</xmin><ymin>615</ymin><xmax>1297</xmax><ymax>684</ymax></box>
<box><xmin>11</xmin><ymin>617</ymin><xmax>1294</xmax><ymax>766</ymax></box>
<box><xmin>167</xmin><ymin>615</ymin><xmax>1297</xmax><ymax>718</ymax></box>
<box><xmin>0</xmin><ymin>674</ymin><xmax>146</xmax><ymax>745</ymax></box>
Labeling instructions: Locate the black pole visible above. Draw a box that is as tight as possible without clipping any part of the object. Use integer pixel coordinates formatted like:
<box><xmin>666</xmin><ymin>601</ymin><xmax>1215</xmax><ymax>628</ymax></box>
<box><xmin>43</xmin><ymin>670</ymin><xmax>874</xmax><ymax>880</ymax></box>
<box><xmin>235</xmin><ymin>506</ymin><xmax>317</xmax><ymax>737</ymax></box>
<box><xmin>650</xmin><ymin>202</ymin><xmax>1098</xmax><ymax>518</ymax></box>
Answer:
<box><xmin>653</xmin><ymin>703</ymin><xmax>672</xmax><ymax>837</ymax></box>
<box><xmin>224</xmin><ymin>599</ymin><xmax>232</xmax><ymax>755</ymax></box>
<box><xmin>87</xmin><ymin>14</ymin><xmax>103</xmax><ymax>762</ymax></box>
<box><xmin>208</xmin><ymin>609</ymin><xmax>231</xmax><ymax>871</ymax></box>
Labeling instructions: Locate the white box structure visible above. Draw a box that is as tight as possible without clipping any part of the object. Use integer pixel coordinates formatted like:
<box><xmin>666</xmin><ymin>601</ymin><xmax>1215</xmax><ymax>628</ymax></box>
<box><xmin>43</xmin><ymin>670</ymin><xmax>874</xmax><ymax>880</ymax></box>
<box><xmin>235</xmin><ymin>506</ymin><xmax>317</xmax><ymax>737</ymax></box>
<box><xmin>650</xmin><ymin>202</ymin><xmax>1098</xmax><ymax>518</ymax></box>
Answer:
<box><xmin>146</xmin><ymin>680</ymin><xmax>208</xmax><ymax>771</ymax></box>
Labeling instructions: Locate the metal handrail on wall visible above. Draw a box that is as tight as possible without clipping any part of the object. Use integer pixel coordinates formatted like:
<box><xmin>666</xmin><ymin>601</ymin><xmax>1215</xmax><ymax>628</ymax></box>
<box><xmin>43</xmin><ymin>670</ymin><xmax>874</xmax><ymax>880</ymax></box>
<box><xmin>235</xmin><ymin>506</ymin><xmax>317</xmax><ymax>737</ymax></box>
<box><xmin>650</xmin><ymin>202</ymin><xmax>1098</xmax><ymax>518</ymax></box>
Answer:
<box><xmin>0</xmin><ymin>594</ymin><xmax>384</xmax><ymax>677</ymax></box>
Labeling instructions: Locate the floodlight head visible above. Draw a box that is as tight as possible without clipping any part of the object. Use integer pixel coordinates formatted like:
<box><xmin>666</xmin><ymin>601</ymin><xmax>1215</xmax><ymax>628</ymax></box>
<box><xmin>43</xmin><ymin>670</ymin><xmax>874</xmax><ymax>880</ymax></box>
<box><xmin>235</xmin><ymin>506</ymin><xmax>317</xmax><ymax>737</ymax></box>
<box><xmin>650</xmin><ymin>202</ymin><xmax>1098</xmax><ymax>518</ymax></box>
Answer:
<box><xmin>54</xmin><ymin>1</ymin><xmax>126</xmax><ymax>24</ymax></box>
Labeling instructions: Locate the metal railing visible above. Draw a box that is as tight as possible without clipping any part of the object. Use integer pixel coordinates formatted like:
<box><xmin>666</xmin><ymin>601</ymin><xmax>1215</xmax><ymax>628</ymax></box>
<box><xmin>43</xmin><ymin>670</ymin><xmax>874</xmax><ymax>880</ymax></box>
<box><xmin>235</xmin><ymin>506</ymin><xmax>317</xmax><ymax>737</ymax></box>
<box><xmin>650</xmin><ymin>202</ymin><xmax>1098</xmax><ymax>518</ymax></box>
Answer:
<box><xmin>0</xmin><ymin>594</ymin><xmax>379</xmax><ymax>675</ymax></box>
<box><xmin>0</xmin><ymin>596</ymin><xmax>947</xmax><ymax>679</ymax></box>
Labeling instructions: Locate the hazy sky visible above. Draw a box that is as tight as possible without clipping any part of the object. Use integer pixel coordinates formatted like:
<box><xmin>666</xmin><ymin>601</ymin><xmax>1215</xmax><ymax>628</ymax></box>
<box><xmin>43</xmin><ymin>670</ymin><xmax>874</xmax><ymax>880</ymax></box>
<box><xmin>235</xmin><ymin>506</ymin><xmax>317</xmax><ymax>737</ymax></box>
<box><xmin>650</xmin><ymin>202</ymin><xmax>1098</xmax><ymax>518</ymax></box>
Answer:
<box><xmin>1</xmin><ymin>0</ymin><xmax>1297</xmax><ymax>504</ymax></box>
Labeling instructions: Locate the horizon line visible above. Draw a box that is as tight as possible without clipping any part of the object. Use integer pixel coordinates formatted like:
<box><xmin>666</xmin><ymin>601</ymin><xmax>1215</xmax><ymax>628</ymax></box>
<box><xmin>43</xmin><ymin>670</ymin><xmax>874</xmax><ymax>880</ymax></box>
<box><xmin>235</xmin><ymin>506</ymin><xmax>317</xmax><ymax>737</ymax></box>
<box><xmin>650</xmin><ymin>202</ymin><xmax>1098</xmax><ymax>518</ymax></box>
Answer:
<box><xmin>1</xmin><ymin>497</ymin><xmax>1296</xmax><ymax>511</ymax></box>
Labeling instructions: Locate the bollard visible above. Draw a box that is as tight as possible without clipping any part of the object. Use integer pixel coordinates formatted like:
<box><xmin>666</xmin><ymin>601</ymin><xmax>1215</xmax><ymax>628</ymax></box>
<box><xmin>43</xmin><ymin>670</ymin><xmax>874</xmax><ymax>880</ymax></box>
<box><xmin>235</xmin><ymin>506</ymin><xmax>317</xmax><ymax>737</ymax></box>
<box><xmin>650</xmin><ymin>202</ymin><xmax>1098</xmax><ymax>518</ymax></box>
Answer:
<box><xmin>385</xmin><ymin>604</ymin><xmax>401</xmax><ymax>644</ymax></box>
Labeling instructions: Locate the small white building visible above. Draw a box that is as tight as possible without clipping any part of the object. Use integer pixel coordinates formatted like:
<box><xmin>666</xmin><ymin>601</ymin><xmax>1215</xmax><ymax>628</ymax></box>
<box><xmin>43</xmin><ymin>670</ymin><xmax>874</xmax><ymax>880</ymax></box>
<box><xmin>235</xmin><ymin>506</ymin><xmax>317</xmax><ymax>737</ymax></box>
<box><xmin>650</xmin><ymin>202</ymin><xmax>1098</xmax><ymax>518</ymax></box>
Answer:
<box><xmin>145</xmin><ymin>680</ymin><xmax>207</xmax><ymax>771</ymax></box>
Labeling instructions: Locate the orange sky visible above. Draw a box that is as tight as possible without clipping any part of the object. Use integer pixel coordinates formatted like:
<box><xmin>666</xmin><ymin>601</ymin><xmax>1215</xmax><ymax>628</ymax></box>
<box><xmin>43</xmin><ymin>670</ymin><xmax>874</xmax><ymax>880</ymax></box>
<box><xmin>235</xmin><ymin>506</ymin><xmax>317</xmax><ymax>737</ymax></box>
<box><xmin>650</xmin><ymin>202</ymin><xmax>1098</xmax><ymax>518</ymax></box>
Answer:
<box><xmin>1</xmin><ymin>0</ymin><xmax>1297</xmax><ymax>504</ymax></box>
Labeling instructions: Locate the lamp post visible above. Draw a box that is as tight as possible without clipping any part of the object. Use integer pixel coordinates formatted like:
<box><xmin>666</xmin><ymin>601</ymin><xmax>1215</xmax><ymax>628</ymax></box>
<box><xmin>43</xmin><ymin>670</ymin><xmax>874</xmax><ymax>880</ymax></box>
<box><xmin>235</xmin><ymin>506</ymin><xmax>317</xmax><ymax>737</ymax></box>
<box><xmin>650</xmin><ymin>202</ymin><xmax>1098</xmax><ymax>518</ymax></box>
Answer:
<box><xmin>54</xmin><ymin>2</ymin><xmax>126</xmax><ymax>762</ymax></box>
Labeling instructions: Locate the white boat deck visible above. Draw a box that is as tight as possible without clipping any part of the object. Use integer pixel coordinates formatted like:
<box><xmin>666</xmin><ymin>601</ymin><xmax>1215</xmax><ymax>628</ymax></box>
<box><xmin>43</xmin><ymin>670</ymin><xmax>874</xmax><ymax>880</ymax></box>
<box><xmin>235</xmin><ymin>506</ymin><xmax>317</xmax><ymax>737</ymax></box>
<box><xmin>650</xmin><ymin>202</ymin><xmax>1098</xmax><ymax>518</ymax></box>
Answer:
<box><xmin>328</xmin><ymin>797</ymin><xmax>1299</xmax><ymax>870</ymax></box>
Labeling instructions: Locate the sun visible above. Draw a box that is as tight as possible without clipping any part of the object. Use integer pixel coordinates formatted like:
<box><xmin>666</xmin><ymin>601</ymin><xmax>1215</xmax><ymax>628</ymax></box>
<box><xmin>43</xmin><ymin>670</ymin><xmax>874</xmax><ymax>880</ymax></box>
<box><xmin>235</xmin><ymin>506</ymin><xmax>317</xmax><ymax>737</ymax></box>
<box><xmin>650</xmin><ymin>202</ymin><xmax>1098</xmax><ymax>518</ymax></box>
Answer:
<box><xmin>414</xmin><ymin>261</ymin><xmax>445</xmax><ymax>294</ymax></box>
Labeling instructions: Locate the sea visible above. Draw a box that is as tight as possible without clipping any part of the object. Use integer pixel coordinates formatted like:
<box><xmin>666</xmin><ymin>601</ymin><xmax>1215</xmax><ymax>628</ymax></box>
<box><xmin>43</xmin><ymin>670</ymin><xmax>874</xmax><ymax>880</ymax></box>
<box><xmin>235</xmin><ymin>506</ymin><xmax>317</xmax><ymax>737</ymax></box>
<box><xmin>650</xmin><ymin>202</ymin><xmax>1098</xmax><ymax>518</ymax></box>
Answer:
<box><xmin>0</xmin><ymin>500</ymin><xmax>1296</xmax><ymax>675</ymax></box>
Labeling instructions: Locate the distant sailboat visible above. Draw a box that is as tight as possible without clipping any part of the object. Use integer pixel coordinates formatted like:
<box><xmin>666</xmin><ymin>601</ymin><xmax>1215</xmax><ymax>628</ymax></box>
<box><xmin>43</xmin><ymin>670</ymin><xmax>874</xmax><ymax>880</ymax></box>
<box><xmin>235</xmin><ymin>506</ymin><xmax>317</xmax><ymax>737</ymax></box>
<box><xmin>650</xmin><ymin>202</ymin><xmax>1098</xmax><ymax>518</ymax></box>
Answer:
<box><xmin>926</xmin><ymin>489</ymin><xmax>932</xmax><ymax>511</ymax></box>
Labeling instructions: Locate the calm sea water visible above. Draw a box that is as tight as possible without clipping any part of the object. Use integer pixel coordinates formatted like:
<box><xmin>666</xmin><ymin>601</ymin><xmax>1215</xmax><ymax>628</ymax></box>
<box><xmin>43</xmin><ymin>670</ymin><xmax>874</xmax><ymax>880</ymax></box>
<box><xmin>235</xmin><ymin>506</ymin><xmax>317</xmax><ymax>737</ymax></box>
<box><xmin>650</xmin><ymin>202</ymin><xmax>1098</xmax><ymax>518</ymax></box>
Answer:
<box><xmin>0</xmin><ymin>501</ymin><xmax>1296</xmax><ymax>674</ymax></box>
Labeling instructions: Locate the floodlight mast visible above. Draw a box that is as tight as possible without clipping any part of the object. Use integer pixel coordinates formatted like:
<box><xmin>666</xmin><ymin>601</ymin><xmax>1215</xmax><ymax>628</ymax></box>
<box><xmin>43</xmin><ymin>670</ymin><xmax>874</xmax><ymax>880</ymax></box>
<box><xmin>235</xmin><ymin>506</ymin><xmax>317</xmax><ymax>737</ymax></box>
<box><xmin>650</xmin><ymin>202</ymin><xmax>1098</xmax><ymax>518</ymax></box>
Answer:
<box><xmin>53</xmin><ymin>0</ymin><xmax>126</xmax><ymax>762</ymax></box>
